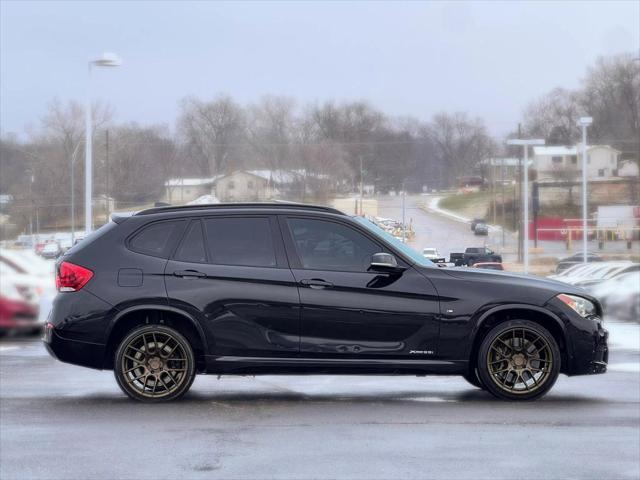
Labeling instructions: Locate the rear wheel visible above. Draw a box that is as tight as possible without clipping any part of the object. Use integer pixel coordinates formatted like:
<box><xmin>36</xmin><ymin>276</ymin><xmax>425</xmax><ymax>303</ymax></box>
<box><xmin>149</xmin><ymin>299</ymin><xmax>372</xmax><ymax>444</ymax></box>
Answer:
<box><xmin>477</xmin><ymin>320</ymin><xmax>560</xmax><ymax>401</ymax></box>
<box><xmin>114</xmin><ymin>325</ymin><xmax>196</xmax><ymax>402</ymax></box>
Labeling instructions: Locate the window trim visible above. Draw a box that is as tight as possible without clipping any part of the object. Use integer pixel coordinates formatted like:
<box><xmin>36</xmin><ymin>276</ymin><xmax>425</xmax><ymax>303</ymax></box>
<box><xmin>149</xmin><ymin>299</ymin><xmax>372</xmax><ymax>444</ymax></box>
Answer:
<box><xmin>172</xmin><ymin>219</ymin><xmax>209</xmax><ymax>264</ymax></box>
<box><xmin>126</xmin><ymin>219</ymin><xmax>186</xmax><ymax>259</ymax></box>
<box><xmin>279</xmin><ymin>214</ymin><xmax>403</xmax><ymax>273</ymax></box>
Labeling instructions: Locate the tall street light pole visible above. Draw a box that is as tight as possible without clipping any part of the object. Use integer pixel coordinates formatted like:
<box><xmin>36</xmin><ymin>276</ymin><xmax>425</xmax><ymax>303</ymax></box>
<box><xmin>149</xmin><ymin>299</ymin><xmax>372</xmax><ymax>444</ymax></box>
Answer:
<box><xmin>70</xmin><ymin>141</ymin><xmax>83</xmax><ymax>244</ymax></box>
<box><xmin>507</xmin><ymin>138</ymin><xmax>545</xmax><ymax>274</ymax></box>
<box><xmin>85</xmin><ymin>52</ymin><xmax>122</xmax><ymax>234</ymax></box>
<box><xmin>577</xmin><ymin>117</ymin><xmax>593</xmax><ymax>264</ymax></box>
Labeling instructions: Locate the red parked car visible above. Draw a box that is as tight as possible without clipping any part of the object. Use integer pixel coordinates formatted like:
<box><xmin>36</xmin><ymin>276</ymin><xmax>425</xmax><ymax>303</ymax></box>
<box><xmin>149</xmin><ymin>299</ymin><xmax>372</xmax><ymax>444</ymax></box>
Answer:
<box><xmin>0</xmin><ymin>279</ymin><xmax>39</xmax><ymax>336</ymax></box>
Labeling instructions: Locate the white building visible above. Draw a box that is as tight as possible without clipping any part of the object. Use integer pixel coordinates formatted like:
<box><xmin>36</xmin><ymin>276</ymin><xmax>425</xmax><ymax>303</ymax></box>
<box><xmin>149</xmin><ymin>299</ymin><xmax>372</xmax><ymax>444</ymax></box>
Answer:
<box><xmin>533</xmin><ymin>144</ymin><xmax>622</xmax><ymax>181</ymax></box>
<box><xmin>164</xmin><ymin>177</ymin><xmax>220</xmax><ymax>204</ymax></box>
<box><xmin>164</xmin><ymin>170</ymin><xmax>309</xmax><ymax>204</ymax></box>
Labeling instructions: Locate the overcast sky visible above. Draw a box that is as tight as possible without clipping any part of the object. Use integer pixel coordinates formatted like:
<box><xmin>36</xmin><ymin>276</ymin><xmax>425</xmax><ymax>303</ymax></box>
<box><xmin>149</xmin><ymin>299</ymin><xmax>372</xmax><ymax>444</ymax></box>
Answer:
<box><xmin>1</xmin><ymin>0</ymin><xmax>638</xmax><ymax>138</ymax></box>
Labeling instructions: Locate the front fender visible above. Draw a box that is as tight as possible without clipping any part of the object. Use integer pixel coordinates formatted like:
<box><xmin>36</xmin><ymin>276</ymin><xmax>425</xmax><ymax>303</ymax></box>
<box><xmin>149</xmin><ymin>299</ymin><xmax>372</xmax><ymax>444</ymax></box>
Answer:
<box><xmin>467</xmin><ymin>303</ymin><xmax>571</xmax><ymax>362</ymax></box>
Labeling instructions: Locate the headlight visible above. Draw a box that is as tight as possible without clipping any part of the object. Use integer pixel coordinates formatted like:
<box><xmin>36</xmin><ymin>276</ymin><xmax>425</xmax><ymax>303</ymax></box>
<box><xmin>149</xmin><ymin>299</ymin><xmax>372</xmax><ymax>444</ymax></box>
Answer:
<box><xmin>557</xmin><ymin>294</ymin><xmax>596</xmax><ymax>318</ymax></box>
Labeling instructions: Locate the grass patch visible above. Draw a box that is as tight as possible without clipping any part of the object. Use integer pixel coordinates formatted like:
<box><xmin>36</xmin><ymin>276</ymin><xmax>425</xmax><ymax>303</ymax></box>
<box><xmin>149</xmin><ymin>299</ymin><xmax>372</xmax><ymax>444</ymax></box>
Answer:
<box><xmin>439</xmin><ymin>191</ymin><xmax>492</xmax><ymax>213</ymax></box>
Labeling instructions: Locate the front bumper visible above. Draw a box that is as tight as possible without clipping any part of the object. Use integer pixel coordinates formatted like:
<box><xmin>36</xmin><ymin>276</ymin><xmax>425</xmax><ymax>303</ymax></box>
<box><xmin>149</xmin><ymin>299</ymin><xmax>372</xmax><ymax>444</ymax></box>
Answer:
<box><xmin>588</xmin><ymin>326</ymin><xmax>608</xmax><ymax>374</ymax></box>
<box><xmin>545</xmin><ymin>297</ymin><xmax>609</xmax><ymax>376</ymax></box>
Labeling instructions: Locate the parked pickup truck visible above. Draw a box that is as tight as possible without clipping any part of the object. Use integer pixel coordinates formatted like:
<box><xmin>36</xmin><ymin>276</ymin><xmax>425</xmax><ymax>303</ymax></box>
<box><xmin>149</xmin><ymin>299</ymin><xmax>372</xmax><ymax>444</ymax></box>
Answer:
<box><xmin>451</xmin><ymin>247</ymin><xmax>502</xmax><ymax>266</ymax></box>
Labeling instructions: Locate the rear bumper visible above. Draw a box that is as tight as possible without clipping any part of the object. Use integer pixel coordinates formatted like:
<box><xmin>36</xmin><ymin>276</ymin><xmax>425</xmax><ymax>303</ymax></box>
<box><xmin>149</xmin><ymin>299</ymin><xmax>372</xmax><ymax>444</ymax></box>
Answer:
<box><xmin>43</xmin><ymin>322</ymin><xmax>105</xmax><ymax>369</ymax></box>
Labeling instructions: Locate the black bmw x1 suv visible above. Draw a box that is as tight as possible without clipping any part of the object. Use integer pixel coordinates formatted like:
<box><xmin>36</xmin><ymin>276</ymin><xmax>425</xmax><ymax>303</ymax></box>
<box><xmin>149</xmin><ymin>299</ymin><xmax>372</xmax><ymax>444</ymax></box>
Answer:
<box><xmin>45</xmin><ymin>203</ymin><xmax>608</xmax><ymax>402</ymax></box>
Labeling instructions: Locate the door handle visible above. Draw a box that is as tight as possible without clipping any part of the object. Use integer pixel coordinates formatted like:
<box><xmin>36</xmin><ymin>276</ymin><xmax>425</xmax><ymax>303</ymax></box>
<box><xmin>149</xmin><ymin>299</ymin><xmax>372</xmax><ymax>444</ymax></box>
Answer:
<box><xmin>300</xmin><ymin>278</ymin><xmax>334</xmax><ymax>289</ymax></box>
<box><xmin>173</xmin><ymin>270</ymin><xmax>206</xmax><ymax>278</ymax></box>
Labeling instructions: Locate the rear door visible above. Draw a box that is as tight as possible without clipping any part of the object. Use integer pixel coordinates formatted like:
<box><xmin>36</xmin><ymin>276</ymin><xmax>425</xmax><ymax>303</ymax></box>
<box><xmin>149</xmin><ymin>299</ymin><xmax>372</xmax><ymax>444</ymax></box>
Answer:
<box><xmin>165</xmin><ymin>215</ymin><xmax>300</xmax><ymax>357</ymax></box>
<box><xmin>280</xmin><ymin>215</ymin><xmax>440</xmax><ymax>359</ymax></box>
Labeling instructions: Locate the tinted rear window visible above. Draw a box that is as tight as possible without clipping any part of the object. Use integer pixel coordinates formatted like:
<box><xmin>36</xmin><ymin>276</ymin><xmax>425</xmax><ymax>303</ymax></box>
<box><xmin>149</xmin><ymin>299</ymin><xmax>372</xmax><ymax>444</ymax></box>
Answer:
<box><xmin>64</xmin><ymin>221</ymin><xmax>118</xmax><ymax>257</ymax></box>
<box><xmin>129</xmin><ymin>221</ymin><xmax>183</xmax><ymax>257</ymax></box>
<box><xmin>204</xmin><ymin>217</ymin><xmax>276</xmax><ymax>267</ymax></box>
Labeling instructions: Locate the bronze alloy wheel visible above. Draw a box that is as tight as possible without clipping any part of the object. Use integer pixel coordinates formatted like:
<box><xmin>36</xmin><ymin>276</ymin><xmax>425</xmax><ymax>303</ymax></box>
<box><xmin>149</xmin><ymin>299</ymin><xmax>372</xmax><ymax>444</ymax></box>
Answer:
<box><xmin>477</xmin><ymin>320</ymin><xmax>561</xmax><ymax>401</ymax></box>
<box><xmin>115</xmin><ymin>325</ymin><xmax>195</xmax><ymax>402</ymax></box>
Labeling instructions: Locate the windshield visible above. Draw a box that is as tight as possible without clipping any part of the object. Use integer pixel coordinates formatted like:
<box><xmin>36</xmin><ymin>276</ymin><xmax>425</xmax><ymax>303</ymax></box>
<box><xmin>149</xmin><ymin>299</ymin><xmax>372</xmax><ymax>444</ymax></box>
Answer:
<box><xmin>353</xmin><ymin>216</ymin><xmax>435</xmax><ymax>268</ymax></box>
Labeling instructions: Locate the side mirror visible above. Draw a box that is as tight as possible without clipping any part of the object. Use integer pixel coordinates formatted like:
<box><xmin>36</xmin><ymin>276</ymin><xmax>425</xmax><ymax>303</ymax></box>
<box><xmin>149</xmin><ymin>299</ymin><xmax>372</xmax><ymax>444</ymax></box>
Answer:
<box><xmin>368</xmin><ymin>253</ymin><xmax>405</xmax><ymax>273</ymax></box>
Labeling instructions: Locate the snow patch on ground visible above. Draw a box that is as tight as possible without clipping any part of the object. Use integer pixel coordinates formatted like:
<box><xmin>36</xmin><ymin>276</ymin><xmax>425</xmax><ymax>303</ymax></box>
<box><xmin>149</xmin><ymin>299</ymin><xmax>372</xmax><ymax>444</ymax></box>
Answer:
<box><xmin>607</xmin><ymin>321</ymin><xmax>640</xmax><ymax>352</ymax></box>
<box><xmin>426</xmin><ymin>196</ymin><xmax>503</xmax><ymax>234</ymax></box>
<box><xmin>608</xmin><ymin>362</ymin><xmax>640</xmax><ymax>373</ymax></box>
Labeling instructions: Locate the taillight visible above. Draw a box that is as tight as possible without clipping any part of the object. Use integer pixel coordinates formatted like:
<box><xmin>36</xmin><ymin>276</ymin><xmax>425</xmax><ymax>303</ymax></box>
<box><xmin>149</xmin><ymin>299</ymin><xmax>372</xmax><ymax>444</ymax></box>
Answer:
<box><xmin>56</xmin><ymin>261</ymin><xmax>94</xmax><ymax>292</ymax></box>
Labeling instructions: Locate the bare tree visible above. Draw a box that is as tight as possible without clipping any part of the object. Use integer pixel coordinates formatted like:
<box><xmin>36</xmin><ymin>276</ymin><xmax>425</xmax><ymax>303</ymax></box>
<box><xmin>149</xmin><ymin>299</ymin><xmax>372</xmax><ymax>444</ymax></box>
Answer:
<box><xmin>581</xmin><ymin>53</ymin><xmax>640</xmax><ymax>155</ymax></box>
<box><xmin>178</xmin><ymin>95</ymin><xmax>246</xmax><ymax>175</ymax></box>
<box><xmin>247</xmin><ymin>96</ymin><xmax>296</xmax><ymax>172</ymax></box>
<box><xmin>523</xmin><ymin>88</ymin><xmax>583</xmax><ymax>143</ymax></box>
<box><xmin>427</xmin><ymin>112</ymin><xmax>496</xmax><ymax>186</ymax></box>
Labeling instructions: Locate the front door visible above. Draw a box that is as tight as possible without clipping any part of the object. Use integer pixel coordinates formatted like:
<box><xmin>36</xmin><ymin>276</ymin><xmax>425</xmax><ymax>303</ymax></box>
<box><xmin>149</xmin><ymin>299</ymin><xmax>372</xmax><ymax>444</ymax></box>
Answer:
<box><xmin>165</xmin><ymin>215</ymin><xmax>300</xmax><ymax>357</ymax></box>
<box><xmin>280</xmin><ymin>216</ymin><xmax>440</xmax><ymax>359</ymax></box>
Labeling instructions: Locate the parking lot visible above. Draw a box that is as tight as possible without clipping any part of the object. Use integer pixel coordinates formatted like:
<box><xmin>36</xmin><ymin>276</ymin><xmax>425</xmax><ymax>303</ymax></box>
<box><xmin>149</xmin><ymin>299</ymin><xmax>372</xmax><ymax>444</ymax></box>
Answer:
<box><xmin>1</xmin><ymin>324</ymin><xmax>639</xmax><ymax>480</ymax></box>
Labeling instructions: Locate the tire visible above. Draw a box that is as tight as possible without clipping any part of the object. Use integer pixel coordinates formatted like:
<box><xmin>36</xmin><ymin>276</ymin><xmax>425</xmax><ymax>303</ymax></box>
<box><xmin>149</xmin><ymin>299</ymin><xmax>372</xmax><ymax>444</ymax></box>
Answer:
<box><xmin>477</xmin><ymin>320</ymin><xmax>561</xmax><ymax>401</ymax></box>
<box><xmin>462</xmin><ymin>368</ymin><xmax>485</xmax><ymax>390</ymax></box>
<box><xmin>114</xmin><ymin>325</ymin><xmax>196</xmax><ymax>402</ymax></box>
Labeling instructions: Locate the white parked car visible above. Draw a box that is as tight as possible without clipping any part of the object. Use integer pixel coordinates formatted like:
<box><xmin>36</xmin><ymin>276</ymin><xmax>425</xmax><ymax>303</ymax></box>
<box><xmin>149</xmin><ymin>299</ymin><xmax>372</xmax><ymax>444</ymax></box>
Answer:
<box><xmin>0</xmin><ymin>261</ymin><xmax>56</xmax><ymax>309</ymax></box>
<box><xmin>0</xmin><ymin>248</ymin><xmax>55</xmax><ymax>277</ymax></box>
<box><xmin>574</xmin><ymin>263</ymin><xmax>640</xmax><ymax>287</ymax></box>
<box><xmin>40</xmin><ymin>242</ymin><xmax>62</xmax><ymax>259</ymax></box>
<box><xmin>422</xmin><ymin>248</ymin><xmax>445</xmax><ymax>263</ymax></box>
<box><xmin>590</xmin><ymin>271</ymin><xmax>640</xmax><ymax>322</ymax></box>
<box><xmin>551</xmin><ymin>262</ymin><xmax>631</xmax><ymax>286</ymax></box>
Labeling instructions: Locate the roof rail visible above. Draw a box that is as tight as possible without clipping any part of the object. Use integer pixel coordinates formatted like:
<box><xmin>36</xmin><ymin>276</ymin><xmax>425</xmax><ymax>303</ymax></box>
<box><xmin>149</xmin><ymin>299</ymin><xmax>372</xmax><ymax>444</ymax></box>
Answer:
<box><xmin>135</xmin><ymin>202</ymin><xmax>344</xmax><ymax>216</ymax></box>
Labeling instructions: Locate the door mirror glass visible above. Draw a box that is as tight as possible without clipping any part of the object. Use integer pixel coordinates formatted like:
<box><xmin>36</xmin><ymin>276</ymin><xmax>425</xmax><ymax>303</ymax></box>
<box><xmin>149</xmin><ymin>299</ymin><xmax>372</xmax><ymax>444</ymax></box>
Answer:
<box><xmin>368</xmin><ymin>253</ymin><xmax>403</xmax><ymax>273</ymax></box>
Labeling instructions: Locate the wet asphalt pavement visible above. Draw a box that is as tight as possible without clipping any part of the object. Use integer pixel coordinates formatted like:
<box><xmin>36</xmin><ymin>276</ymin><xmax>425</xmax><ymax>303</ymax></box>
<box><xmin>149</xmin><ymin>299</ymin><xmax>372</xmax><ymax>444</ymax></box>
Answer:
<box><xmin>1</xmin><ymin>337</ymin><xmax>639</xmax><ymax>480</ymax></box>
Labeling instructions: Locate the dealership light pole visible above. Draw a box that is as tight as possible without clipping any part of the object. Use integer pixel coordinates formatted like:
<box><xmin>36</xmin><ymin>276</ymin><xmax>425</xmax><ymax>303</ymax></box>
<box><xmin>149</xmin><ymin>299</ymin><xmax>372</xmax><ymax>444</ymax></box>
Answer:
<box><xmin>70</xmin><ymin>141</ymin><xmax>83</xmax><ymax>244</ymax></box>
<box><xmin>577</xmin><ymin>117</ymin><xmax>593</xmax><ymax>264</ymax></box>
<box><xmin>507</xmin><ymin>138</ymin><xmax>545</xmax><ymax>274</ymax></box>
<box><xmin>85</xmin><ymin>53</ymin><xmax>122</xmax><ymax>234</ymax></box>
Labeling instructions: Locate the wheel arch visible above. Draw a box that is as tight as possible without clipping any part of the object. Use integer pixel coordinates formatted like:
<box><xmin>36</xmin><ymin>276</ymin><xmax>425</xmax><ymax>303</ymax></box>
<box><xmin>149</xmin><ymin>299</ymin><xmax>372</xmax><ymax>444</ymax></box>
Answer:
<box><xmin>467</xmin><ymin>304</ymin><xmax>571</xmax><ymax>374</ymax></box>
<box><xmin>103</xmin><ymin>304</ymin><xmax>209</xmax><ymax>372</ymax></box>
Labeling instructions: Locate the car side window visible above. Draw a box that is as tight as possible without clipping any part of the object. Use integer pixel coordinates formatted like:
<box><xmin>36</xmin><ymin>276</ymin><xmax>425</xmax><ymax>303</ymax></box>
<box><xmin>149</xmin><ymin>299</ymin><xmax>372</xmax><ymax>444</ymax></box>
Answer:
<box><xmin>129</xmin><ymin>221</ymin><xmax>183</xmax><ymax>257</ymax></box>
<box><xmin>175</xmin><ymin>220</ymin><xmax>207</xmax><ymax>263</ymax></box>
<box><xmin>287</xmin><ymin>218</ymin><xmax>380</xmax><ymax>272</ymax></box>
<box><xmin>203</xmin><ymin>217</ymin><xmax>276</xmax><ymax>267</ymax></box>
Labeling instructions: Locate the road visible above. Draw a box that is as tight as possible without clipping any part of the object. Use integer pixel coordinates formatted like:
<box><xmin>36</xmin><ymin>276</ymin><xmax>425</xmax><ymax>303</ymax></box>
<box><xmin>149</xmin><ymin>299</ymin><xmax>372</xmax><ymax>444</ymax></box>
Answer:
<box><xmin>1</xmin><ymin>335</ymin><xmax>639</xmax><ymax>480</ymax></box>
<box><xmin>380</xmin><ymin>194</ymin><xmax>639</xmax><ymax>263</ymax></box>
<box><xmin>377</xmin><ymin>195</ymin><xmax>516</xmax><ymax>263</ymax></box>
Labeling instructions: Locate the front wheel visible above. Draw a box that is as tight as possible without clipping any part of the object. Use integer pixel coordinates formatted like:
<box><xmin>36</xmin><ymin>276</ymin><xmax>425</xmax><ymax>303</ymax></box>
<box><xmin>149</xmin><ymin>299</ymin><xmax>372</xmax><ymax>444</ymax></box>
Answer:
<box><xmin>114</xmin><ymin>325</ymin><xmax>196</xmax><ymax>402</ymax></box>
<box><xmin>477</xmin><ymin>320</ymin><xmax>561</xmax><ymax>401</ymax></box>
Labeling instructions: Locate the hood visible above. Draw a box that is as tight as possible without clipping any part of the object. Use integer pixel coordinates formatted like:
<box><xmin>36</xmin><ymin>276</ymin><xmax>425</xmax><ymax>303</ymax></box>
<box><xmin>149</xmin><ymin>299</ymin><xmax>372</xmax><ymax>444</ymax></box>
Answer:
<box><xmin>430</xmin><ymin>266</ymin><xmax>594</xmax><ymax>305</ymax></box>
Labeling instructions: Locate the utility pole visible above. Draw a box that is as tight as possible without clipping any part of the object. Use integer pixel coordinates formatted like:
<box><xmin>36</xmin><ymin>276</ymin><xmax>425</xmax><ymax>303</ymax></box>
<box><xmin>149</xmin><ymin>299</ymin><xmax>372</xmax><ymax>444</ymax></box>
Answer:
<box><xmin>507</xmin><ymin>137</ymin><xmax>546</xmax><ymax>274</ymax></box>
<box><xmin>516</xmin><ymin>124</ymin><xmax>522</xmax><ymax>263</ymax></box>
<box><xmin>105</xmin><ymin>129</ymin><xmax>110</xmax><ymax>223</ymax></box>
<box><xmin>577</xmin><ymin>117</ymin><xmax>593</xmax><ymax>263</ymax></box>
<box><xmin>70</xmin><ymin>141</ymin><xmax>82</xmax><ymax>244</ymax></box>
<box><xmin>359</xmin><ymin>155</ymin><xmax>364</xmax><ymax>215</ymax></box>
<box><xmin>501</xmin><ymin>158</ymin><xmax>506</xmax><ymax>248</ymax></box>
<box><xmin>29</xmin><ymin>172</ymin><xmax>34</xmax><ymax>239</ymax></box>
<box><xmin>401</xmin><ymin>183</ymin><xmax>406</xmax><ymax>243</ymax></box>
